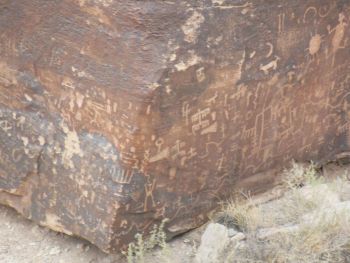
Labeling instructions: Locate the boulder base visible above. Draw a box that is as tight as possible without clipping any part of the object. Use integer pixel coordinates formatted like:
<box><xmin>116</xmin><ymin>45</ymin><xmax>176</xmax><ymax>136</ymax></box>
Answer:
<box><xmin>0</xmin><ymin>0</ymin><xmax>349</xmax><ymax>253</ymax></box>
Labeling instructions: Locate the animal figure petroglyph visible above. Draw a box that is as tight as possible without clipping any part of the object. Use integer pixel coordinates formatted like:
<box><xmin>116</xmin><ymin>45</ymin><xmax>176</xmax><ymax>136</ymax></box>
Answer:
<box><xmin>260</xmin><ymin>56</ymin><xmax>280</xmax><ymax>75</ymax></box>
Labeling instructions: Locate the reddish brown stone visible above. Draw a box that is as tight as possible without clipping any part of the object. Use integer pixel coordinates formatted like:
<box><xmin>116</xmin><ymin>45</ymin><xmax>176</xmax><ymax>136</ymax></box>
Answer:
<box><xmin>0</xmin><ymin>0</ymin><xmax>349</xmax><ymax>253</ymax></box>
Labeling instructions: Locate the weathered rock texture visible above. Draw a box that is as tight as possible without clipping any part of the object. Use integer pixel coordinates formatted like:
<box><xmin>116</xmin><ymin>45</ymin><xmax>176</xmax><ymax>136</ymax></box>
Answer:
<box><xmin>0</xmin><ymin>0</ymin><xmax>349</xmax><ymax>253</ymax></box>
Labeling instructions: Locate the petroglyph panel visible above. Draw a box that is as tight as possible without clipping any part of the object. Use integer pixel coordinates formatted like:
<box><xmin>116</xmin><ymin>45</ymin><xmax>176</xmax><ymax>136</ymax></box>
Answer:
<box><xmin>0</xmin><ymin>0</ymin><xmax>349</xmax><ymax>253</ymax></box>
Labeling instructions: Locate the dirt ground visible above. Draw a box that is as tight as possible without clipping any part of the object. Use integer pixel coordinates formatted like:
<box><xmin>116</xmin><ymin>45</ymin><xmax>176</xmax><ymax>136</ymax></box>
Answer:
<box><xmin>0</xmin><ymin>205</ymin><xmax>203</xmax><ymax>263</ymax></box>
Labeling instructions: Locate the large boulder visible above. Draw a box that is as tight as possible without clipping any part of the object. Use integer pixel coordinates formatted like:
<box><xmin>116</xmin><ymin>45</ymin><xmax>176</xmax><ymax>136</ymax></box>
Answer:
<box><xmin>0</xmin><ymin>0</ymin><xmax>349</xmax><ymax>253</ymax></box>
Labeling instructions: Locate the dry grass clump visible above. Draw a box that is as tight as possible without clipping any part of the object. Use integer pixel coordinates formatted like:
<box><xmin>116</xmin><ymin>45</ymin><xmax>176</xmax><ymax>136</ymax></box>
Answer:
<box><xmin>259</xmin><ymin>212</ymin><xmax>350</xmax><ymax>263</ymax></box>
<box><xmin>223</xmin><ymin>197</ymin><xmax>263</xmax><ymax>232</ymax></box>
<box><xmin>123</xmin><ymin>219</ymin><xmax>169</xmax><ymax>263</ymax></box>
<box><xmin>223</xmin><ymin>162</ymin><xmax>350</xmax><ymax>263</ymax></box>
<box><xmin>282</xmin><ymin>161</ymin><xmax>324</xmax><ymax>188</ymax></box>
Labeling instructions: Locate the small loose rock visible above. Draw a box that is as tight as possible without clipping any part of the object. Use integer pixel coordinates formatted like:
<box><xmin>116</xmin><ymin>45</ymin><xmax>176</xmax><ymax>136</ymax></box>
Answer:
<box><xmin>227</xmin><ymin>228</ymin><xmax>238</xmax><ymax>237</ymax></box>
<box><xmin>195</xmin><ymin>223</ymin><xmax>229</xmax><ymax>263</ymax></box>
<box><xmin>230</xmin><ymin>233</ymin><xmax>246</xmax><ymax>243</ymax></box>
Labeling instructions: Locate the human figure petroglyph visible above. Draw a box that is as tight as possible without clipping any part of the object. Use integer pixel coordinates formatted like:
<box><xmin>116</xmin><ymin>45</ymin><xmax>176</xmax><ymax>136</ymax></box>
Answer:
<box><xmin>327</xmin><ymin>13</ymin><xmax>348</xmax><ymax>65</ymax></box>
<box><xmin>143</xmin><ymin>177</ymin><xmax>157</xmax><ymax>212</ymax></box>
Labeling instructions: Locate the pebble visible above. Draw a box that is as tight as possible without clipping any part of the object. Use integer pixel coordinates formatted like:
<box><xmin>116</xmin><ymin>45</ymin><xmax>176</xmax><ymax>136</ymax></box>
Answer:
<box><xmin>227</xmin><ymin>228</ymin><xmax>238</xmax><ymax>237</ymax></box>
<box><xmin>230</xmin><ymin>233</ymin><xmax>246</xmax><ymax>243</ymax></box>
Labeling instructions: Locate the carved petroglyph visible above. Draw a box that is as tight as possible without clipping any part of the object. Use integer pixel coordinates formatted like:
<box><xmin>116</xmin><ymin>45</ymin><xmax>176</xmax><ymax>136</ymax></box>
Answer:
<box><xmin>196</xmin><ymin>67</ymin><xmax>206</xmax><ymax>82</ymax></box>
<box><xmin>317</xmin><ymin>3</ymin><xmax>334</xmax><ymax>18</ymax></box>
<box><xmin>143</xmin><ymin>177</ymin><xmax>157</xmax><ymax>212</ymax></box>
<box><xmin>201</xmin><ymin>121</ymin><xmax>218</xmax><ymax>135</ymax></box>
<box><xmin>260</xmin><ymin>56</ymin><xmax>280</xmax><ymax>75</ymax></box>
<box><xmin>210</xmin><ymin>1</ymin><xmax>252</xmax><ymax>10</ymax></box>
<box><xmin>0</xmin><ymin>62</ymin><xmax>17</xmax><ymax>86</ymax></box>
<box><xmin>0</xmin><ymin>120</ymin><xmax>12</xmax><ymax>132</ymax></box>
<box><xmin>180</xmin><ymin>147</ymin><xmax>197</xmax><ymax>166</ymax></box>
<box><xmin>303</xmin><ymin>6</ymin><xmax>318</xmax><ymax>23</ymax></box>
<box><xmin>182</xmin><ymin>11</ymin><xmax>205</xmax><ymax>44</ymax></box>
<box><xmin>278</xmin><ymin>13</ymin><xmax>286</xmax><ymax>34</ymax></box>
<box><xmin>191</xmin><ymin>108</ymin><xmax>211</xmax><ymax>134</ymax></box>
<box><xmin>206</xmin><ymin>91</ymin><xmax>218</xmax><ymax>105</ymax></box>
<box><xmin>0</xmin><ymin>0</ymin><xmax>349</xmax><ymax>254</ymax></box>
<box><xmin>110</xmin><ymin>168</ymin><xmax>134</xmax><ymax>185</ymax></box>
<box><xmin>174</xmin><ymin>51</ymin><xmax>202</xmax><ymax>71</ymax></box>
<box><xmin>11</xmin><ymin>148</ymin><xmax>24</xmax><ymax>163</ymax></box>
<box><xmin>308</xmin><ymin>34</ymin><xmax>322</xmax><ymax>56</ymax></box>
<box><xmin>328</xmin><ymin>13</ymin><xmax>348</xmax><ymax>65</ymax></box>
<box><xmin>149</xmin><ymin>148</ymin><xmax>169</xmax><ymax>163</ymax></box>
<box><xmin>61</xmin><ymin>124</ymin><xmax>83</xmax><ymax>169</ymax></box>
<box><xmin>265</xmin><ymin>42</ymin><xmax>274</xmax><ymax>58</ymax></box>
<box><xmin>170</xmin><ymin>140</ymin><xmax>186</xmax><ymax>161</ymax></box>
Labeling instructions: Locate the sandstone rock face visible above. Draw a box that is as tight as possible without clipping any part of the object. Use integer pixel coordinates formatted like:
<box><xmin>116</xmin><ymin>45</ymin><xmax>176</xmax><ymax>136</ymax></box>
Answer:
<box><xmin>0</xmin><ymin>0</ymin><xmax>349</xmax><ymax>253</ymax></box>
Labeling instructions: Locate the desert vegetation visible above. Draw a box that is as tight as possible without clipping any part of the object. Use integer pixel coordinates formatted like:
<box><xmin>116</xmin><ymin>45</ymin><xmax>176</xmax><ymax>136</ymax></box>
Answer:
<box><xmin>212</xmin><ymin>162</ymin><xmax>350</xmax><ymax>263</ymax></box>
<box><xmin>123</xmin><ymin>219</ymin><xmax>170</xmax><ymax>263</ymax></box>
<box><xmin>123</xmin><ymin>162</ymin><xmax>350</xmax><ymax>263</ymax></box>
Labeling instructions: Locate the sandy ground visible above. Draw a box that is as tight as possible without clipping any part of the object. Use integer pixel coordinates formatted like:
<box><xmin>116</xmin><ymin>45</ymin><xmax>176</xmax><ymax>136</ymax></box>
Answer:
<box><xmin>0</xmin><ymin>205</ymin><xmax>202</xmax><ymax>263</ymax></box>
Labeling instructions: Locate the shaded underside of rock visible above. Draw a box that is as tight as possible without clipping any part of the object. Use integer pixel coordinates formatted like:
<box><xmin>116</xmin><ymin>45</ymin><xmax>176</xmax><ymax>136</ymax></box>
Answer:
<box><xmin>0</xmin><ymin>0</ymin><xmax>349</xmax><ymax>253</ymax></box>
